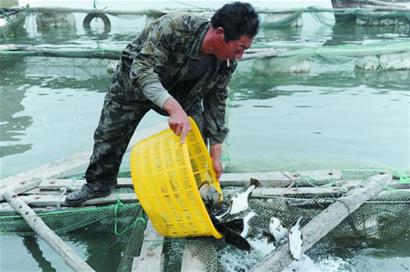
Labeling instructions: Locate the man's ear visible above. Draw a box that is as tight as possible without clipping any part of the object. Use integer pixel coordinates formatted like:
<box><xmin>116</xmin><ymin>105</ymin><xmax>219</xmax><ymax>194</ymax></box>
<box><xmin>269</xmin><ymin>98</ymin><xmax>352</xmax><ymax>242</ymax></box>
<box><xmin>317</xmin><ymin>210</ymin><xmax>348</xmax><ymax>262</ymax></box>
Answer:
<box><xmin>215</xmin><ymin>27</ymin><xmax>225</xmax><ymax>39</ymax></box>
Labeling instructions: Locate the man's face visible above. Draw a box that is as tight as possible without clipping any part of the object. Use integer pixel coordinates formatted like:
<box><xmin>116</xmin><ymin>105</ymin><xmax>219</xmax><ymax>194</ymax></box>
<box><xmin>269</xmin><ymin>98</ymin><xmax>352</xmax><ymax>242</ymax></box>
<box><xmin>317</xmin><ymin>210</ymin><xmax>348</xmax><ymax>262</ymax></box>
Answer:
<box><xmin>214</xmin><ymin>34</ymin><xmax>253</xmax><ymax>61</ymax></box>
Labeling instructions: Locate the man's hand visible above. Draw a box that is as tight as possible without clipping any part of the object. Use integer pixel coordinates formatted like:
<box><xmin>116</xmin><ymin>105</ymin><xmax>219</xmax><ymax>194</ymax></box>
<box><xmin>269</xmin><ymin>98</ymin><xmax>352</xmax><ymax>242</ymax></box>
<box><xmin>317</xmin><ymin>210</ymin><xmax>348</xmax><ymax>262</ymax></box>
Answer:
<box><xmin>163</xmin><ymin>98</ymin><xmax>191</xmax><ymax>143</ymax></box>
<box><xmin>210</xmin><ymin>144</ymin><xmax>223</xmax><ymax>179</ymax></box>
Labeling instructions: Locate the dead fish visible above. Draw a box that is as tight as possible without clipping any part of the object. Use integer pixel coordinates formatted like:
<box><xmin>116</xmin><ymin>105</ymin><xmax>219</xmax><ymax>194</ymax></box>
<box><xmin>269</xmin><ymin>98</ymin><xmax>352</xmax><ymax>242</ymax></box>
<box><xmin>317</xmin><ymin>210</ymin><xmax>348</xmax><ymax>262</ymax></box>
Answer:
<box><xmin>288</xmin><ymin>216</ymin><xmax>303</xmax><ymax>260</ymax></box>
<box><xmin>199</xmin><ymin>183</ymin><xmax>221</xmax><ymax>206</ymax></box>
<box><xmin>268</xmin><ymin>216</ymin><xmax>288</xmax><ymax>246</ymax></box>
<box><xmin>240</xmin><ymin>211</ymin><xmax>257</xmax><ymax>238</ymax></box>
<box><xmin>216</xmin><ymin>184</ymin><xmax>256</xmax><ymax>221</ymax></box>
<box><xmin>210</xmin><ymin>212</ymin><xmax>252</xmax><ymax>252</ymax></box>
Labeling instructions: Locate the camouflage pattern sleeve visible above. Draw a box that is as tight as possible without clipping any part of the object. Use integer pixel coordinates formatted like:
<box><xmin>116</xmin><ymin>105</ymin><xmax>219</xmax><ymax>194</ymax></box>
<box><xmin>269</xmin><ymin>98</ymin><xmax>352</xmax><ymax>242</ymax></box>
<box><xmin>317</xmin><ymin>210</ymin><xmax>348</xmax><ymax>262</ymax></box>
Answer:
<box><xmin>203</xmin><ymin>62</ymin><xmax>238</xmax><ymax>145</ymax></box>
<box><xmin>130</xmin><ymin>16</ymin><xmax>176</xmax><ymax>108</ymax></box>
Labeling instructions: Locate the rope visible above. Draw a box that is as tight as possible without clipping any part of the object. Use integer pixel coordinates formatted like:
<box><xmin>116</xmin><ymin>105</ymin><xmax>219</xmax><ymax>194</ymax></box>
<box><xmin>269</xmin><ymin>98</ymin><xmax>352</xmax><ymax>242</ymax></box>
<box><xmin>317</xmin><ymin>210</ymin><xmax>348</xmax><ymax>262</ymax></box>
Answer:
<box><xmin>114</xmin><ymin>193</ymin><xmax>146</xmax><ymax>236</ymax></box>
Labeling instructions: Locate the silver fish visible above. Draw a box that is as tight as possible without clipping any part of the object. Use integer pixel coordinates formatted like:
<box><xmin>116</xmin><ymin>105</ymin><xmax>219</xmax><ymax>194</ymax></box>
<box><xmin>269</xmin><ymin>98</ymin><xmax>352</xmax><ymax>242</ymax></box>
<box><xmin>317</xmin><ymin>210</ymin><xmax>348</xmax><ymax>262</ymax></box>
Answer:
<box><xmin>269</xmin><ymin>217</ymin><xmax>288</xmax><ymax>246</ymax></box>
<box><xmin>215</xmin><ymin>184</ymin><xmax>256</xmax><ymax>221</ymax></box>
<box><xmin>230</xmin><ymin>184</ymin><xmax>255</xmax><ymax>214</ymax></box>
<box><xmin>240</xmin><ymin>211</ymin><xmax>257</xmax><ymax>238</ymax></box>
<box><xmin>288</xmin><ymin>216</ymin><xmax>303</xmax><ymax>260</ymax></box>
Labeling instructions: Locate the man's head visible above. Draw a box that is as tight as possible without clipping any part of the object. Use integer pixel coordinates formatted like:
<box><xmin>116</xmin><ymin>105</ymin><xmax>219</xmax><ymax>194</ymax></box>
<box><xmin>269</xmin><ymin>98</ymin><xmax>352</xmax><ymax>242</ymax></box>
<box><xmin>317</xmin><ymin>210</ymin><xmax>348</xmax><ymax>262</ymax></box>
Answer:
<box><xmin>207</xmin><ymin>2</ymin><xmax>260</xmax><ymax>61</ymax></box>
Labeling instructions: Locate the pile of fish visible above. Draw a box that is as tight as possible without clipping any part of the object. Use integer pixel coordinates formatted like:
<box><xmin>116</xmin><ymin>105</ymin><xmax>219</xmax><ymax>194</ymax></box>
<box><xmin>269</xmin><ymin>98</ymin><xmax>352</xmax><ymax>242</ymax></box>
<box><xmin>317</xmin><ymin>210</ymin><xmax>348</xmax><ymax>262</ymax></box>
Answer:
<box><xmin>199</xmin><ymin>180</ymin><xmax>304</xmax><ymax>260</ymax></box>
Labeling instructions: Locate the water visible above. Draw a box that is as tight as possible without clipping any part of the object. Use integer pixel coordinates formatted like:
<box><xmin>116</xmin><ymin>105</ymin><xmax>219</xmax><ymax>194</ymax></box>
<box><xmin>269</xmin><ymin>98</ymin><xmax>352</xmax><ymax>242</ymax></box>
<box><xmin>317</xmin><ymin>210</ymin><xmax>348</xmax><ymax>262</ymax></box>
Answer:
<box><xmin>1</xmin><ymin>1</ymin><xmax>410</xmax><ymax>271</ymax></box>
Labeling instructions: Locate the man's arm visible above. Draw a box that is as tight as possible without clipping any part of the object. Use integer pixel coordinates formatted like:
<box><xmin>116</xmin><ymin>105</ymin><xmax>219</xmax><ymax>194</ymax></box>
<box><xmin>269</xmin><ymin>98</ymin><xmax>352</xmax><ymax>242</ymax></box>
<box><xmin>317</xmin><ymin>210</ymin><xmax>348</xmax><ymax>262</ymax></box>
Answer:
<box><xmin>130</xmin><ymin>16</ymin><xmax>190</xmax><ymax>141</ymax></box>
<box><xmin>210</xmin><ymin>143</ymin><xmax>223</xmax><ymax>179</ymax></box>
<box><xmin>163</xmin><ymin>97</ymin><xmax>191</xmax><ymax>143</ymax></box>
<box><xmin>130</xmin><ymin>16</ymin><xmax>175</xmax><ymax>109</ymax></box>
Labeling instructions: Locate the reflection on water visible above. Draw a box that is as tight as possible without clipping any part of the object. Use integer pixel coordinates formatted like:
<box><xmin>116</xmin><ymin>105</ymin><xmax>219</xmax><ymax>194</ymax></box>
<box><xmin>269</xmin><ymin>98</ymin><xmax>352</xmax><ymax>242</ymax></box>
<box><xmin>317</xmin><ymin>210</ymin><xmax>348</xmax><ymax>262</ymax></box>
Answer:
<box><xmin>0</xmin><ymin>55</ymin><xmax>110</xmax><ymax>160</ymax></box>
<box><xmin>0</xmin><ymin>56</ymin><xmax>33</xmax><ymax>158</ymax></box>
<box><xmin>23</xmin><ymin>235</ymin><xmax>57</xmax><ymax>272</ymax></box>
<box><xmin>325</xmin><ymin>23</ymin><xmax>410</xmax><ymax>46</ymax></box>
<box><xmin>231</xmin><ymin>64</ymin><xmax>410</xmax><ymax>100</ymax></box>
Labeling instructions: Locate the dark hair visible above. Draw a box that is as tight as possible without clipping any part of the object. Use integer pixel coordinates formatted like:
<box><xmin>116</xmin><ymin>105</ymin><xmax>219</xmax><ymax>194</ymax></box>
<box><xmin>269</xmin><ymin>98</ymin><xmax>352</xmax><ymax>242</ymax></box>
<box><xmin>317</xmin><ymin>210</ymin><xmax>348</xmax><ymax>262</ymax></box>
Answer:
<box><xmin>210</xmin><ymin>2</ymin><xmax>260</xmax><ymax>41</ymax></box>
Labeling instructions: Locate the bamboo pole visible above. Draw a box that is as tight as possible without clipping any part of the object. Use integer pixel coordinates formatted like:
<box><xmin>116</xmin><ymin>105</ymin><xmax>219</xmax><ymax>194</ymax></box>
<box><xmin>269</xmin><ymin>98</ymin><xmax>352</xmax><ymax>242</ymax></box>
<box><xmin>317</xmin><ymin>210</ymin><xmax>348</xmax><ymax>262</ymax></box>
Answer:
<box><xmin>0</xmin><ymin>45</ymin><xmax>121</xmax><ymax>59</ymax></box>
<box><xmin>6</xmin><ymin>7</ymin><xmax>166</xmax><ymax>17</ymax></box>
<box><xmin>3</xmin><ymin>191</ymin><xmax>95</xmax><ymax>272</ymax></box>
<box><xmin>249</xmin><ymin>173</ymin><xmax>393</xmax><ymax>272</ymax></box>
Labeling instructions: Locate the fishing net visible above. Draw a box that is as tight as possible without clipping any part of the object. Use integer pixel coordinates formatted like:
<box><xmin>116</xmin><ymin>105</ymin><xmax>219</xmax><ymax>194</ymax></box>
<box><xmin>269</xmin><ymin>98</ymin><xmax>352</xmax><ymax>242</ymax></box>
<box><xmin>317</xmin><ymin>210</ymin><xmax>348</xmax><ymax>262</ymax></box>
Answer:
<box><xmin>1</xmin><ymin>5</ymin><xmax>409</xmax><ymax>272</ymax></box>
<box><xmin>2</xmin><ymin>169</ymin><xmax>407</xmax><ymax>271</ymax></box>
<box><xmin>0</xmin><ymin>197</ymin><xmax>142</xmax><ymax>235</ymax></box>
<box><xmin>250</xmin><ymin>41</ymin><xmax>410</xmax><ymax>73</ymax></box>
<box><xmin>166</xmin><ymin>168</ymin><xmax>410</xmax><ymax>272</ymax></box>
<box><xmin>261</xmin><ymin>11</ymin><xmax>303</xmax><ymax>28</ymax></box>
<box><xmin>262</xmin><ymin>7</ymin><xmax>410</xmax><ymax>28</ymax></box>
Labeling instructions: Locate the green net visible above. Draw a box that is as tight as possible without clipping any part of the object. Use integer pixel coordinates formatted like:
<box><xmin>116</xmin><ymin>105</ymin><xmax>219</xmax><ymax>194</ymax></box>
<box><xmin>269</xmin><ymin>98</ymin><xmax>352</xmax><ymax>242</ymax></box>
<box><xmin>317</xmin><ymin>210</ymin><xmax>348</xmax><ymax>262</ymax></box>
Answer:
<box><xmin>0</xmin><ymin>199</ymin><xmax>142</xmax><ymax>235</ymax></box>
<box><xmin>250</xmin><ymin>41</ymin><xmax>410</xmax><ymax>73</ymax></box>
<box><xmin>261</xmin><ymin>10</ymin><xmax>304</xmax><ymax>28</ymax></box>
<box><xmin>216</xmin><ymin>168</ymin><xmax>410</xmax><ymax>242</ymax></box>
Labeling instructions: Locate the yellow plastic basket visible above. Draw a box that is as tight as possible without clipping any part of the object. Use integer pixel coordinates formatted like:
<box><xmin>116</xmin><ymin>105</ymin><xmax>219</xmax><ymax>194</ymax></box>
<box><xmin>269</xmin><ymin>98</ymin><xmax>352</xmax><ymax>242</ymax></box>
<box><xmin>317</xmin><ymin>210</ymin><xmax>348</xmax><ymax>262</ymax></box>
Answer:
<box><xmin>130</xmin><ymin>117</ymin><xmax>223</xmax><ymax>239</ymax></box>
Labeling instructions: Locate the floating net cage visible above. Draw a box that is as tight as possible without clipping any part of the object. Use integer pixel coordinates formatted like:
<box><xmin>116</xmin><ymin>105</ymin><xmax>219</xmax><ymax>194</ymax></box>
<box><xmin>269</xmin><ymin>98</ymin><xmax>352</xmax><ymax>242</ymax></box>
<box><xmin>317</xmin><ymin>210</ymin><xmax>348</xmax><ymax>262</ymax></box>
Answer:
<box><xmin>0</xmin><ymin>168</ymin><xmax>409</xmax><ymax>271</ymax></box>
<box><xmin>1</xmin><ymin>6</ymin><xmax>410</xmax><ymax>73</ymax></box>
<box><xmin>2</xmin><ymin>6</ymin><xmax>410</xmax><ymax>37</ymax></box>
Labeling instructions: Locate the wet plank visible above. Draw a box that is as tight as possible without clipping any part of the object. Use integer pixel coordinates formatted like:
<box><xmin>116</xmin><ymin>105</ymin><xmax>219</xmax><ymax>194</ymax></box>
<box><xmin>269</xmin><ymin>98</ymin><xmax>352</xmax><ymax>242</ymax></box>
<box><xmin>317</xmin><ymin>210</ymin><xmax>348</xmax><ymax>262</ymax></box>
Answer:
<box><xmin>19</xmin><ymin>193</ymin><xmax>137</xmax><ymax>207</ymax></box>
<box><xmin>181</xmin><ymin>240</ymin><xmax>207</xmax><ymax>272</ymax></box>
<box><xmin>220</xmin><ymin>169</ymin><xmax>342</xmax><ymax>187</ymax></box>
<box><xmin>37</xmin><ymin>169</ymin><xmax>343</xmax><ymax>191</ymax></box>
<box><xmin>132</xmin><ymin>220</ymin><xmax>164</xmax><ymax>272</ymax></box>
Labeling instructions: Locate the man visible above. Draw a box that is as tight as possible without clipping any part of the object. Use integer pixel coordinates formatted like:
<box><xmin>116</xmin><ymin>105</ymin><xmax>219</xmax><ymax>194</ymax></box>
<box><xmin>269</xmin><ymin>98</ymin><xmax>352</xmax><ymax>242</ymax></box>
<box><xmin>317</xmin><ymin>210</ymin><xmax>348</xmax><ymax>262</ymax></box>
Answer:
<box><xmin>66</xmin><ymin>2</ymin><xmax>260</xmax><ymax>206</ymax></box>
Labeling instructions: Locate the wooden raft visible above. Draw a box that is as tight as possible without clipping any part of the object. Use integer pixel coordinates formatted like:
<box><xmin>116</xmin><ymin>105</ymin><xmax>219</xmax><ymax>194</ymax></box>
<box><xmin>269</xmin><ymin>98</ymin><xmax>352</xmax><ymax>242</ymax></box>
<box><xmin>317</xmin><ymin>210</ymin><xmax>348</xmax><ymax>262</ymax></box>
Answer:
<box><xmin>1</xmin><ymin>122</ymin><xmax>404</xmax><ymax>271</ymax></box>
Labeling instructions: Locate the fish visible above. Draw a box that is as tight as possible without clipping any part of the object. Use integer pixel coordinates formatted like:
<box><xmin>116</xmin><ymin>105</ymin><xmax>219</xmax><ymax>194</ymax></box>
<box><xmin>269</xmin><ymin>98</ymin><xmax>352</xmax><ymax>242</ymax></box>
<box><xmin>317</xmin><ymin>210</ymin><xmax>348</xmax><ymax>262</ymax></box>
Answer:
<box><xmin>240</xmin><ymin>211</ymin><xmax>257</xmax><ymax>238</ymax></box>
<box><xmin>210</xmin><ymin>212</ymin><xmax>252</xmax><ymax>252</ymax></box>
<box><xmin>215</xmin><ymin>183</ymin><xmax>256</xmax><ymax>221</ymax></box>
<box><xmin>198</xmin><ymin>183</ymin><xmax>221</xmax><ymax>207</ymax></box>
<box><xmin>204</xmin><ymin>179</ymin><xmax>261</xmax><ymax>251</ymax></box>
<box><xmin>268</xmin><ymin>216</ymin><xmax>288</xmax><ymax>246</ymax></box>
<box><xmin>288</xmin><ymin>216</ymin><xmax>303</xmax><ymax>260</ymax></box>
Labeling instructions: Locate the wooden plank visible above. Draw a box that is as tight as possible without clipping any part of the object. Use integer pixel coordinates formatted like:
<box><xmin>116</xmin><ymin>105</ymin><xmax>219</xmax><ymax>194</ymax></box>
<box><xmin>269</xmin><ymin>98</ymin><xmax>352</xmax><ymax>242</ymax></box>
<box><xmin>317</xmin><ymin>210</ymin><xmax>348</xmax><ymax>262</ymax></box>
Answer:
<box><xmin>3</xmin><ymin>188</ymin><xmax>408</xmax><ymax>212</ymax></box>
<box><xmin>24</xmin><ymin>188</ymin><xmax>64</xmax><ymax>195</ymax></box>
<box><xmin>38</xmin><ymin>182</ymin><xmax>347</xmax><ymax>197</ymax></box>
<box><xmin>0</xmin><ymin>152</ymin><xmax>91</xmax><ymax>201</ymax></box>
<box><xmin>0</xmin><ymin>122</ymin><xmax>168</xmax><ymax>201</ymax></box>
<box><xmin>38</xmin><ymin>179</ymin><xmax>84</xmax><ymax>190</ymax></box>
<box><xmin>252</xmin><ymin>186</ymin><xmax>347</xmax><ymax>197</ymax></box>
<box><xmin>38</xmin><ymin>178</ymin><xmax>132</xmax><ymax>191</ymax></box>
<box><xmin>3</xmin><ymin>191</ymin><xmax>95</xmax><ymax>272</ymax></box>
<box><xmin>249</xmin><ymin>173</ymin><xmax>393</xmax><ymax>272</ymax></box>
<box><xmin>220</xmin><ymin>169</ymin><xmax>342</xmax><ymax>187</ymax></box>
<box><xmin>18</xmin><ymin>193</ymin><xmax>137</xmax><ymax>207</ymax></box>
<box><xmin>132</xmin><ymin>220</ymin><xmax>164</xmax><ymax>272</ymax></box>
<box><xmin>37</xmin><ymin>169</ymin><xmax>343</xmax><ymax>191</ymax></box>
<box><xmin>181</xmin><ymin>240</ymin><xmax>207</xmax><ymax>272</ymax></box>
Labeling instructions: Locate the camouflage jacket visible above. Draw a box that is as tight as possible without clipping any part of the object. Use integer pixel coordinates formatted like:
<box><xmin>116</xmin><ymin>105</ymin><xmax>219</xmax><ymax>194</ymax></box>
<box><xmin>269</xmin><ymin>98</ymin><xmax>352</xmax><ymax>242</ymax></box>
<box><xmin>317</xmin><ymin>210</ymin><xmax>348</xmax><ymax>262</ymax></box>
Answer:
<box><xmin>110</xmin><ymin>12</ymin><xmax>238</xmax><ymax>145</ymax></box>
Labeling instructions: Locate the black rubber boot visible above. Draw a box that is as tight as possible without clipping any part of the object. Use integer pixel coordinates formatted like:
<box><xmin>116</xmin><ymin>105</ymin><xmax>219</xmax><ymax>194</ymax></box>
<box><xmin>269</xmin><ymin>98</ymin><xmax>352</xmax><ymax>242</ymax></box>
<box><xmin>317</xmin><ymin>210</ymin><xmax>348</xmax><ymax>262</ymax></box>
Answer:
<box><xmin>65</xmin><ymin>183</ymin><xmax>111</xmax><ymax>206</ymax></box>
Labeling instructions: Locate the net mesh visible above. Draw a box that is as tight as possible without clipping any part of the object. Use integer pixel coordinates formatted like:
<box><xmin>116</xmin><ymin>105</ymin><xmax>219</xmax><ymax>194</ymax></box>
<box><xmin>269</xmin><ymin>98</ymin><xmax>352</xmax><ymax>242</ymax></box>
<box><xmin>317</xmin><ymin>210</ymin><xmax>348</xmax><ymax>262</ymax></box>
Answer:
<box><xmin>0</xmin><ymin>201</ymin><xmax>142</xmax><ymax>235</ymax></box>
<box><xmin>0</xmin><ymin>170</ymin><xmax>409</xmax><ymax>272</ymax></box>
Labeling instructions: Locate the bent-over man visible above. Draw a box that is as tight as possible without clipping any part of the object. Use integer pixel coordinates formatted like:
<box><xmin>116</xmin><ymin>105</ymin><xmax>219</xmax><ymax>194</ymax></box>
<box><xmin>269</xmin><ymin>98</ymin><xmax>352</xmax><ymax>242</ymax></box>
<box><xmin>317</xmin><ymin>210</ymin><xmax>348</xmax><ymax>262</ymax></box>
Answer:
<box><xmin>66</xmin><ymin>2</ymin><xmax>260</xmax><ymax>206</ymax></box>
